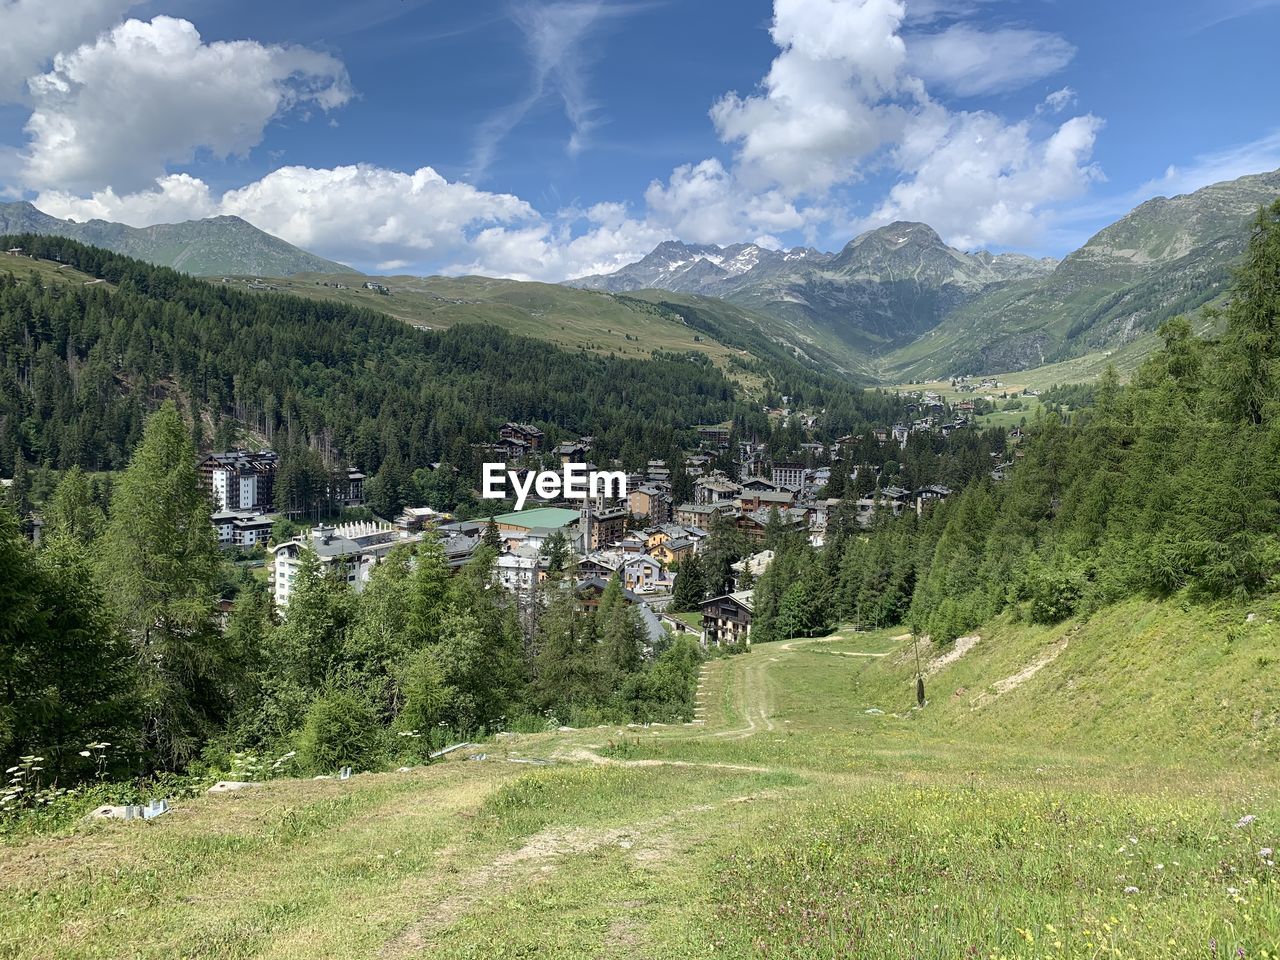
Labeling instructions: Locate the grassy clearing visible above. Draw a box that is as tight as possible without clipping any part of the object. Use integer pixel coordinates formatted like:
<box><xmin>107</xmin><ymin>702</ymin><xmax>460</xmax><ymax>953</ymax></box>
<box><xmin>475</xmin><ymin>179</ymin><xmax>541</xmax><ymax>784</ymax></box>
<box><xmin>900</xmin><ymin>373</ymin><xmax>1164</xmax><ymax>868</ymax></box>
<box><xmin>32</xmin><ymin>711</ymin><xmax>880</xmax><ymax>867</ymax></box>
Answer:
<box><xmin>3</xmin><ymin>597</ymin><xmax>1278</xmax><ymax>957</ymax></box>
<box><xmin>221</xmin><ymin>273</ymin><xmax>755</xmax><ymax>374</ymax></box>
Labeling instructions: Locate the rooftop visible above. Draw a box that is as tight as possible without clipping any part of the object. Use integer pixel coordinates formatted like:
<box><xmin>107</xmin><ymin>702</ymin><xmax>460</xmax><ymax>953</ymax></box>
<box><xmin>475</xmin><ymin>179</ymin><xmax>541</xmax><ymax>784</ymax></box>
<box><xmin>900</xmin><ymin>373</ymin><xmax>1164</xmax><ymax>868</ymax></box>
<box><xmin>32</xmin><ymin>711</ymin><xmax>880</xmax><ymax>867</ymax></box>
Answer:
<box><xmin>491</xmin><ymin>507</ymin><xmax>581</xmax><ymax>530</ymax></box>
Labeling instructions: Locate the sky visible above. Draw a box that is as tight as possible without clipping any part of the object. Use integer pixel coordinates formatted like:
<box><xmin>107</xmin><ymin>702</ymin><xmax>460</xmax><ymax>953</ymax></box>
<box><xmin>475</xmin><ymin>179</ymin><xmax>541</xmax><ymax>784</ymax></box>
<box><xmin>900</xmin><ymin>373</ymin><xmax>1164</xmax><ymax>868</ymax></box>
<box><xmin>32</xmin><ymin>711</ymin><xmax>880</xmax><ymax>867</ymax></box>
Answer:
<box><xmin>1</xmin><ymin>0</ymin><xmax>1278</xmax><ymax>280</ymax></box>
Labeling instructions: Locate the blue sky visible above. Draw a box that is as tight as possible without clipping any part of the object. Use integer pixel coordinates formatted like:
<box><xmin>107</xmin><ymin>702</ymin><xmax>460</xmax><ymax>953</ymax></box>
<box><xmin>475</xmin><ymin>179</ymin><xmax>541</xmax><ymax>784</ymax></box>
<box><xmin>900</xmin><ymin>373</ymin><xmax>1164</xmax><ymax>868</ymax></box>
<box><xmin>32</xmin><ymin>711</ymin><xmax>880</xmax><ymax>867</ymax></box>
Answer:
<box><xmin>1</xmin><ymin>0</ymin><xmax>1278</xmax><ymax>278</ymax></box>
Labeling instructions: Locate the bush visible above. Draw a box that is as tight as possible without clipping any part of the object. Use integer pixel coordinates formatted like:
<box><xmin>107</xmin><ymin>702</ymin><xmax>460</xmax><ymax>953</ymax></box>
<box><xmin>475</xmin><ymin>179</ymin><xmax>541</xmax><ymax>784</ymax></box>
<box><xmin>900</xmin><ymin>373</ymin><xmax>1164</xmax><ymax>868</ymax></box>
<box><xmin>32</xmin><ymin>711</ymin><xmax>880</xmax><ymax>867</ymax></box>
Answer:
<box><xmin>295</xmin><ymin>689</ymin><xmax>385</xmax><ymax>775</ymax></box>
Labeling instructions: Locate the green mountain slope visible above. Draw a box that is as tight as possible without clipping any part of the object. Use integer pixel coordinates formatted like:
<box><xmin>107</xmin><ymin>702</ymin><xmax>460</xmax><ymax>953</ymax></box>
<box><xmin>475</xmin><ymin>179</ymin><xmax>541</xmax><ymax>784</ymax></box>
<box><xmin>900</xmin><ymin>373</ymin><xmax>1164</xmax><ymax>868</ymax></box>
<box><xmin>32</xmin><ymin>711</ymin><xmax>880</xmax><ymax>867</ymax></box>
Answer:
<box><xmin>881</xmin><ymin>169</ymin><xmax>1280</xmax><ymax>379</ymax></box>
<box><xmin>0</xmin><ymin>201</ymin><xmax>354</xmax><ymax>277</ymax></box>
<box><xmin>227</xmin><ymin>272</ymin><xmax>867</xmax><ymax>383</ymax></box>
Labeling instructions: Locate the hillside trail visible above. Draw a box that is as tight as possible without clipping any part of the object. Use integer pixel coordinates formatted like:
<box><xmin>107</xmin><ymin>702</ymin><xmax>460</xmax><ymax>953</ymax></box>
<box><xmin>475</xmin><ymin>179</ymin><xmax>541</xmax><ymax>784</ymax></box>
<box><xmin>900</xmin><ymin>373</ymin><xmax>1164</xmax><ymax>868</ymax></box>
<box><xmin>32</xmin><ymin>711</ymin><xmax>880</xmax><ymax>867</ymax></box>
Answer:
<box><xmin>383</xmin><ymin>635</ymin><xmax>884</xmax><ymax>957</ymax></box>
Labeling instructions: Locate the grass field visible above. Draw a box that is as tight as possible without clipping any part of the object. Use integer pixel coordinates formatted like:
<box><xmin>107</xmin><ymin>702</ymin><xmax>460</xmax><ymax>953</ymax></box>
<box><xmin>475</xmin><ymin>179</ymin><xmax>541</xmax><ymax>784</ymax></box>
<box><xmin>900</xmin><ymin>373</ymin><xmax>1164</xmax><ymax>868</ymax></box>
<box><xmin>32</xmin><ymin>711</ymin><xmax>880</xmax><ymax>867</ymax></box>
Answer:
<box><xmin>3</xmin><ymin>598</ymin><xmax>1279</xmax><ymax>958</ymax></box>
<box><xmin>222</xmin><ymin>274</ymin><xmax>764</xmax><ymax>380</ymax></box>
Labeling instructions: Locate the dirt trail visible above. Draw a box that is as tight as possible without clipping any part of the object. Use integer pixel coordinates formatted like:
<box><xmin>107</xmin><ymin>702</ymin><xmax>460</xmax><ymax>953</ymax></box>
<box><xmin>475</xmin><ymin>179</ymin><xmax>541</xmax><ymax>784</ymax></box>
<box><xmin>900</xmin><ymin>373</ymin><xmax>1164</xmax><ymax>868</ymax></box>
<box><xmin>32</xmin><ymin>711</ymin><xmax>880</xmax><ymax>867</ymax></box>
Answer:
<box><xmin>924</xmin><ymin>634</ymin><xmax>979</xmax><ymax>677</ymax></box>
<box><xmin>380</xmin><ymin>793</ymin><xmax>778</xmax><ymax>958</ymax></box>
<box><xmin>971</xmin><ymin>629</ymin><xmax>1074</xmax><ymax>708</ymax></box>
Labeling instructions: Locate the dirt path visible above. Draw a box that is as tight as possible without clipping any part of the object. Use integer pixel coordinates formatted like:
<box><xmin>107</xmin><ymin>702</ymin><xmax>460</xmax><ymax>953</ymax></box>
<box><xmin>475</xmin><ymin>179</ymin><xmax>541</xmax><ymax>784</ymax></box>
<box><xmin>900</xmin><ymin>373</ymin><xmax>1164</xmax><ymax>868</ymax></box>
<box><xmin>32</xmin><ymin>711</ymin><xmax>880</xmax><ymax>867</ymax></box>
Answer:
<box><xmin>380</xmin><ymin>793</ymin><xmax>778</xmax><ymax>958</ymax></box>
<box><xmin>924</xmin><ymin>634</ymin><xmax>980</xmax><ymax>677</ymax></box>
<box><xmin>971</xmin><ymin>629</ymin><xmax>1074</xmax><ymax>708</ymax></box>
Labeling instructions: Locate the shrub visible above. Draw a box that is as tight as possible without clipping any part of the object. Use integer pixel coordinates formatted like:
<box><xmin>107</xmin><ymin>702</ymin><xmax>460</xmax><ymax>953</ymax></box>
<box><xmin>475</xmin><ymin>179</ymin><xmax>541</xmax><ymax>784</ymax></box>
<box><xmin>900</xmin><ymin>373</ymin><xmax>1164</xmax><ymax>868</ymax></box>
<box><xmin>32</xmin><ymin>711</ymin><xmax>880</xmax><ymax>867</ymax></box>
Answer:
<box><xmin>295</xmin><ymin>689</ymin><xmax>385</xmax><ymax>775</ymax></box>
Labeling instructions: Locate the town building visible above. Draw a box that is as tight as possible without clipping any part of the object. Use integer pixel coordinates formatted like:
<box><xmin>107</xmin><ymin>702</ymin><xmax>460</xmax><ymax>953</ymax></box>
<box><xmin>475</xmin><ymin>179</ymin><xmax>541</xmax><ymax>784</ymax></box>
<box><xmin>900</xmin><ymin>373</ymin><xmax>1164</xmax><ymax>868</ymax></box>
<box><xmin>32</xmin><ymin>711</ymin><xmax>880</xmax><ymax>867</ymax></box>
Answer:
<box><xmin>499</xmin><ymin>422</ymin><xmax>545</xmax><ymax>452</ymax></box>
<box><xmin>270</xmin><ymin>520</ymin><xmax>421</xmax><ymax>608</ymax></box>
<box><xmin>700</xmin><ymin>591</ymin><xmax>754</xmax><ymax>646</ymax></box>
<box><xmin>198</xmin><ymin>450</ymin><xmax>278</xmax><ymax>512</ymax></box>
<box><xmin>211</xmin><ymin>509</ymin><xmax>277</xmax><ymax>549</ymax></box>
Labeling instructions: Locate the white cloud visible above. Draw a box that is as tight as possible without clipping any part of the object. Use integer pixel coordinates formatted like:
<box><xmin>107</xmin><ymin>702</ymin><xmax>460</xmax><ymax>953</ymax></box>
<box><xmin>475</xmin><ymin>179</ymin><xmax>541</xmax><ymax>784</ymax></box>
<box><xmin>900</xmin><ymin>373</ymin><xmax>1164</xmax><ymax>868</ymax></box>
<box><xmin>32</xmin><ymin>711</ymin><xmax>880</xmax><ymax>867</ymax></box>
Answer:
<box><xmin>22</xmin><ymin>16</ymin><xmax>351</xmax><ymax>193</ymax></box>
<box><xmin>908</xmin><ymin>24</ymin><xmax>1075</xmax><ymax>97</ymax></box>
<box><xmin>1138</xmin><ymin>129</ymin><xmax>1280</xmax><ymax>198</ymax></box>
<box><xmin>643</xmin><ymin>159</ymin><xmax>805</xmax><ymax>245</ymax></box>
<box><xmin>33</xmin><ymin>163</ymin><xmax>667</xmax><ymax>281</ymax></box>
<box><xmin>1037</xmin><ymin>86</ymin><xmax>1077</xmax><ymax>115</ymax></box>
<box><xmin>866</xmin><ymin>105</ymin><xmax>1104</xmax><ymax>248</ymax></box>
<box><xmin>711</xmin><ymin>0</ymin><xmax>912</xmax><ymax>197</ymax></box>
<box><xmin>679</xmin><ymin>0</ymin><xmax>1101</xmax><ymax>251</ymax></box>
<box><xmin>0</xmin><ymin>0</ymin><xmax>140</xmax><ymax>103</ymax></box>
<box><xmin>37</xmin><ymin>173</ymin><xmax>217</xmax><ymax>224</ymax></box>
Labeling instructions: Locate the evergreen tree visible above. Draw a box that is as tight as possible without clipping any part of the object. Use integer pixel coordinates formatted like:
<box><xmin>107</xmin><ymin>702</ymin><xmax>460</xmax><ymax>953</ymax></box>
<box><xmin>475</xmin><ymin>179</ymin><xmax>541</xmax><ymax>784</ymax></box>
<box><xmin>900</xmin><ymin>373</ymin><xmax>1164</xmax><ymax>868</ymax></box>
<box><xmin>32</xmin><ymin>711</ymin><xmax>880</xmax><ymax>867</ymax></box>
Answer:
<box><xmin>44</xmin><ymin>466</ymin><xmax>105</xmax><ymax>546</ymax></box>
<box><xmin>670</xmin><ymin>553</ymin><xmax>705</xmax><ymax>611</ymax></box>
<box><xmin>97</xmin><ymin>402</ymin><xmax>227</xmax><ymax>770</ymax></box>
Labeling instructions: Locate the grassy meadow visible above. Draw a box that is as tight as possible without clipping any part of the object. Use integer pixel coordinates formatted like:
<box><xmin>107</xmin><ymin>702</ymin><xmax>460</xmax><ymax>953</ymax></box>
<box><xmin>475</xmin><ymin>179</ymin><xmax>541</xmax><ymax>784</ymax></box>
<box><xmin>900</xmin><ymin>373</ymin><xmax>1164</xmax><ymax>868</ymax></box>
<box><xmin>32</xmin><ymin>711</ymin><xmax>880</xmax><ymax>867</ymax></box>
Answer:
<box><xmin>3</xmin><ymin>598</ymin><xmax>1278</xmax><ymax>958</ymax></box>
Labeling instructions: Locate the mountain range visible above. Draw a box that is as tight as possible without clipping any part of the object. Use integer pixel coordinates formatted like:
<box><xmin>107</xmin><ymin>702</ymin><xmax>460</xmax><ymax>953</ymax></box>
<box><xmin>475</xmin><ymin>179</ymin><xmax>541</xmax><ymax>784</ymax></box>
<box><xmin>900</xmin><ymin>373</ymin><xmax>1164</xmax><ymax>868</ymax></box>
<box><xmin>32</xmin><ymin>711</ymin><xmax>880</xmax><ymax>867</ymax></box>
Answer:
<box><xmin>0</xmin><ymin>201</ymin><xmax>353</xmax><ymax>277</ymax></box>
<box><xmin>571</xmin><ymin>224</ymin><xmax>1058</xmax><ymax>359</ymax></box>
<box><xmin>574</xmin><ymin>168</ymin><xmax>1280</xmax><ymax>379</ymax></box>
<box><xmin>4</xmin><ymin>167</ymin><xmax>1278</xmax><ymax>383</ymax></box>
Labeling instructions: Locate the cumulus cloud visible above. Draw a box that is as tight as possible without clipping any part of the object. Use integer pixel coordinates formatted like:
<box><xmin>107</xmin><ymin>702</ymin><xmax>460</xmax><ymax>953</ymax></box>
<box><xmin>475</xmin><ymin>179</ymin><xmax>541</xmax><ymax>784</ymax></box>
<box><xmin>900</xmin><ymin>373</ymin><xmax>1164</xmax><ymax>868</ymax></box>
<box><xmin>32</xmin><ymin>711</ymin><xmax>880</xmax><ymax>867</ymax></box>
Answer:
<box><xmin>0</xmin><ymin>0</ymin><xmax>141</xmax><ymax>102</ymax></box>
<box><xmin>35</xmin><ymin>164</ymin><xmax>668</xmax><ymax>281</ymax></box>
<box><xmin>643</xmin><ymin>159</ymin><xmax>806</xmax><ymax>245</ymax></box>
<box><xmin>866</xmin><ymin>106</ymin><xmax>1104</xmax><ymax>248</ymax></box>
<box><xmin>908</xmin><ymin>24</ymin><xmax>1075</xmax><ymax>97</ymax></box>
<box><xmin>37</xmin><ymin>173</ymin><xmax>217</xmax><ymax>224</ymax></box>
<box><xmin>711</xmin><ymin>0</ymin><xmax>912</xmax><ymax>196</ymax></box>
<box><xmin>22</xmin><ymin>16</ymin><xmax>351</xmax><ymax>193</ymax></box>
<box><xmin>682</xmin><ymin>0</ymin><xmax>1101</xmax><ymax>251</ymax></box>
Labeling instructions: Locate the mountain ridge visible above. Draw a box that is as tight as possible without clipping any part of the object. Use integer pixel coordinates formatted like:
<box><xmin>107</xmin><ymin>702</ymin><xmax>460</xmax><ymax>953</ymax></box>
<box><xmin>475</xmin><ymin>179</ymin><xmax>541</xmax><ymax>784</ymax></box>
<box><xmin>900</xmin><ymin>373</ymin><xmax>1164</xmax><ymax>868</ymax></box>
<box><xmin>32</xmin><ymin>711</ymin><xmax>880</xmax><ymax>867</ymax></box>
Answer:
<box><xmin>0</xmin><ymin>201</ymin><xmax>355</xmax><ymax>277</ymax></box>
<box><xmin>572</xmin><ymin>169</ymin><xmax>1280</xmax><ymax>381</ymax></box>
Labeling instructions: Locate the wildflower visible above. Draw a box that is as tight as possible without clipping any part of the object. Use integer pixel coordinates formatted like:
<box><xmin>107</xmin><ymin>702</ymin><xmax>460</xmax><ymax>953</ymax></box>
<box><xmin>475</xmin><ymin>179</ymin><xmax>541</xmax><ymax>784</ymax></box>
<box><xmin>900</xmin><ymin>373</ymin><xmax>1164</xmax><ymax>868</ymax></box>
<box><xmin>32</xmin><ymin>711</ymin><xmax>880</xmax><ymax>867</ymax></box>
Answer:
<box><xmin>1260</xmin><ymin>847</ymin><xmax>1274</xmax><ymax>858</ymax></box>
<box><xmin>1124</xmin><ymin>886</ymin><xmax>1139</xmax><ymax>894</ymax></box>
<box><xmin>78</xmin><ymin>750</ymin><xmax>91</xmax><ymax>757</ymax></box>
<box><xmin>1155</xmin><ymin>863</ymin><xmax>1165</xmax><ymax>870</ymax></box>
<box><xmin>1235</xmin><ymin>815</ymin><xmax>1256</xmax><ymax>829</ymax></box>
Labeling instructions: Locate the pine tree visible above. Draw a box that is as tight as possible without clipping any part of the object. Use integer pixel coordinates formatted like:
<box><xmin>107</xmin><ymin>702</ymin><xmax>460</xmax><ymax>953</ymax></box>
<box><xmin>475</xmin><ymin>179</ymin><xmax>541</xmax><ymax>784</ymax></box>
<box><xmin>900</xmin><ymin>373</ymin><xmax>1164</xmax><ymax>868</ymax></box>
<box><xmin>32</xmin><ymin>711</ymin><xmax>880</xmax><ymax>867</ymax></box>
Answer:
<box><xmin>670</xmin><ymin>553</ymin><xmax>705</xmax><ymax>611</ymax></box>
<box><xmin>44</xmin><ymin>466</ymin><xmax>105</xmax><ymax>546</ymax></box>
<box><xmin>97</xmin><ymin>402</ymin><xmax>227</xmax><ymax>770</ymax></box>
<box><xmin>1216</xmin><ymin>199</ymin><xmax>1280</xmax><ymax>425</ymax></box>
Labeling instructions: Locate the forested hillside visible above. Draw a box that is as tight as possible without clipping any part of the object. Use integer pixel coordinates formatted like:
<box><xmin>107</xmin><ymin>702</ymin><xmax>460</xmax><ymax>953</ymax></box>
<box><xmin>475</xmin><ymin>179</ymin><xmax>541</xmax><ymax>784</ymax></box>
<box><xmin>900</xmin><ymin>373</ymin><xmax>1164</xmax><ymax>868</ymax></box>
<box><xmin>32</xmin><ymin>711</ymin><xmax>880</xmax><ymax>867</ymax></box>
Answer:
<box><xmin>749</xmin><ymin>199</ymin><xmax>1280</xmax><ymax>645</ymax></box>
<box><xmin>0</xmin><ymin>235</ymin><xmax>898</xmax><ymax>495</ymax></box>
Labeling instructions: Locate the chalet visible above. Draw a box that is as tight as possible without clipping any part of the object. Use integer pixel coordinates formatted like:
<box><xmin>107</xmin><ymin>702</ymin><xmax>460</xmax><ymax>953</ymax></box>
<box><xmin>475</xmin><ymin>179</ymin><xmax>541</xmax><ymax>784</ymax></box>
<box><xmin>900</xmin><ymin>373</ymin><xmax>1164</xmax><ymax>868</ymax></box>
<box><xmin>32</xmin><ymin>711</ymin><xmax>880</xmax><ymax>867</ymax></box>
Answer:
<box><xmin>915</xmin><ymin>485</ymin><xmax>953</xmax><ymax>513</ymax></box>
<box><xmin>650</xmin><ymin>536</ymin><xmax>694</xmax><ymax>567</ymax></box>
<box><xmin>735</xmin><ymin>507</ymin><xmax>808</xmax><ymax>544</ymax></box>
<box><xmin>675</xmin><ymin>502</ymin><xmax>734</xmax><ymax>528</ymax></box>
<box><xmin>575</xmin><ymin>551</ymin><xmax>670</xmax><ymax>594</ymax></box>
<box><xmin>741</xmin><ymin>476</ymin><xmax>784</xmax><ymax>494</ymax></box>
<box><xmin>487</xmin><ymin>436</ymin><xmax>531</xmax><ymax>460</ymax></box>
<box><xmin>737</xmin><ymin>488</ymin><xmax>796</xmax><ymax>512</ymax></box>
<box><xmin>645</xmin><ymin>460</ymin><xmax>671</xmax><ymax>483</ymax></box>
<box><xmin>618</xmin><ymin>531</ymin><xmax>650</xmax><ymax>554</ymax></box>
<box><xmin>700</xmin><ymin>591</ymin><xmax>754</xmax><ymax>646</ymax></box>
<box><xmin>495</xmin><ymin>549</ymin><xmax>546</xmax><ymax>593</ymax></box>
<box><xmin>499</xmin><ymin>422</ymin><xmax>545</xmax><ymax>452</ymax></box>
<box><xmin>554</xmin><ymin>439</ymin><xmax>592</xmax><ymax>463</ymax></box>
